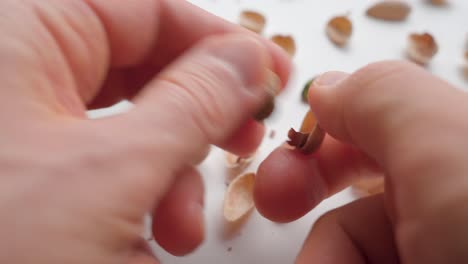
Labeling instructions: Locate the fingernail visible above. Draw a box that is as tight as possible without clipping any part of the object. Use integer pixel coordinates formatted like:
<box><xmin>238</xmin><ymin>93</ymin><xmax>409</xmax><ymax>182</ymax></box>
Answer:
<box><xmin>314</xmin><ymin>71</ymin><xmax>349</xmax><ymax>87</ymax></box>
<box><xmin>252</xmin><ymin>70</ymin><xmax>281</xmax><ymax>121</ymax></box>
<box><xmin>209</xmin><ymin>35</ymin><xmax>272</xmax><ymax>92</ymax></box>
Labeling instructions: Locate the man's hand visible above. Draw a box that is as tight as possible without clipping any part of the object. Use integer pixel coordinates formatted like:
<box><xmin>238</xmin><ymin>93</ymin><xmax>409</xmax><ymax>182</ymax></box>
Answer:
<box><xmin>0</xmin><ymin>0</ymin><xmax>291</xmax><ymax>263</ymax></box>
<box><xmin>254</xmin><ymin>61</ymin><xmax>468</xmax><ymax>263</ymax></box>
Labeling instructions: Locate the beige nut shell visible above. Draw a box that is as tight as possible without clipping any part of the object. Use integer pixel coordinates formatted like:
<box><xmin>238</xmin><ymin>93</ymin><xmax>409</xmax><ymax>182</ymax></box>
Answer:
<box><xmin>326</xmin><ymin>16</ymin><xmax>353</xmax><ymax>46</ymax></box>
<box><xmin>223</xmin><ymin>172</ymin><xmax>256</xmax><ymax>222</ymax></box>
<box><xmin>271</xmin><ymin>35</ymin><xmax>296</xmax><ymax>57</ymax></box>
<box><xmin>407</xmin><ymin>32</ymin><xmax>438</xmax><ymax>65</ymax></box>
<box><xmin>239</xmin><ymin>10</ymin><xmax>266</xmax><ymax>34</ymax></box>
<box><xmin>366</xmin><ymin>1</ymin><xmax>411</xmax><ymax>21</ymax></box>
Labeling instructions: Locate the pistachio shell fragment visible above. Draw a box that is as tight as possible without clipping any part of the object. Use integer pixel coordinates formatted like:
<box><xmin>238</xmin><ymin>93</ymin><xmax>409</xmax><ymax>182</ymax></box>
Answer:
<box><xmin>271</xmin><ymin>35</ymin><xmax>296</xmax><ymax>57</ymax></box>
<box><xmin>353</xmin><ymin>177</ymin><xmax>385</xmax><ymax>196</ymax></box>
<box><xmin>326</xmin><ymin>15</ymin><xmax>353</xmax><ymax>47</ymax></box>
<box><xmin>366</xmin><ymin>1</ymin><xmax>411</xmax><ymax>21</ymax></box>
<box><xmin>428</xmin><ymin>0</ymin><xmax>447</xmax><ymax>6</ymax></box>
<box><xmin>301</xmin><ymin>78</ymin><xmax>316</xmax><ymax>103</ymax></box>
<box><xmin>406</xmin><ymin>32</ymin><xmax>438</xmax><ymax>65</ymax></box>
<box><xmin>225</xmin><ymin>152</ymin><xmax>255</xmax><ymax>170</ymax></box>
<box><xmin>465</xmin><ymin>50</ymin><xmax>468</xmax><ymax>62</ymax></box>
<box><xmin>239</xmin><ymin>10</ymin><xmax>266</xmax><ymax>34</ymax></box>
<box><xmin>253</xmin><ymin>70</ymin><xmax>281</xmax><ymax>121</ymax></box>
<box><xmin>223</xmin><ymin>172</ymin><xmax>256</xmax><ymax>222</ymax></box>
<box><xmin>287</xmin><ymin>110</ymin><xmax>325</xmax><ymax>154</ymax></box>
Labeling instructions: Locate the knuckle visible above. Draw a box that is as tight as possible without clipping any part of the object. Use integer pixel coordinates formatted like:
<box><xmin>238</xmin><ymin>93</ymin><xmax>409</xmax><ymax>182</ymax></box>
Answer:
<box><xmin>345</xmin><ymin>60</ymin><xmax>411</xmax><ymax>101</ymax></box>
<box><xmin>339</xmin><ymin>61</ymin><xmax>421</xmax><ymax>143</ymax></box>
<box><xmin>159</xmin><ymin>59</ymin><xmax>241</xmax><ymax>144</ymax></box>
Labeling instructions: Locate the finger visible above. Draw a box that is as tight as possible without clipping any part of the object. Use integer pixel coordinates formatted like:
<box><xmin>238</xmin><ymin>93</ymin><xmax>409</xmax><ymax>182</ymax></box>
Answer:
<box><xmin>221</xmin><ymin>119</ymin><xmax>265</xmax><ymax>157</ymax></box>
<box><xmin>296</xmin><ymin>195</ymin><xmax>398</xmax><ymax>264</ymax></box>
<box><xmin>152</xmin><ymin>167</ymin><xmax>204</xmax><ymax>256</ymax></box>
<box><xmin>128</xmin><ymin>239</ymin><xmax>160</xmax><ymax>264</ymax></box>
<box><xmin>128</xmin><ymin>254</ymin><xmax>159</xmax><ymax>264</ymax></box>
<box><xmin>128</xmin><ymin>256</ymin><xmax>159</xmax><ymax>264</ymax></box>
<box><xmin>145</xmin><ymin>0</ymin><xmax>292</xmax><ymax>85</ymax></box>
<box><xmin>98</xmin><ymin>34</ymin><xmax>279</xmax><ymax>203</ymax></box>
<box><xmin>309</xmin><ymin>61</ymin><xmax>468</xmax><ymax>223</ymax></box>
<box><xmin>254</xmin><ymin>136</ymin><xmax>381</xmax><ymax>223</ymax></box>
<box><xmin>83</xmin><ymin>0</ymin><xmax>291</xmax><ymax>107</ymax></box>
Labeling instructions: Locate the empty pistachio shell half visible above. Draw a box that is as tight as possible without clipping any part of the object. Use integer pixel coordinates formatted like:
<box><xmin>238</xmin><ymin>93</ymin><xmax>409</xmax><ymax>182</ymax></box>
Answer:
<box><xmin>271</xmin><ymin>35</ymin><xmax>296</xmax><ymax>57</ymax></box>
<box><xmin>225</xmin><ymin>152</ymin><xmax>255</xmax><ymax>170</ymax></box>
<box><xmin>406</xmin><ymin>32</ymin><xmax>438</xmax><ymax>65</ymax></box>
<box><xmin>239</xmin><ymin>10</ymin><xmax>266</xmax><ymax>34</ymax></box>
<box><xmin>253</xmin><ymin>70</ymin><xmax>281</xmax><ymax>121</ymax></box>
<box><xmin>287</xmin><ymin>110</ymin><xmax>325</xmax><ymax>154</ymax></box>
<box><xmin>366</xmin><ymin>0</ymin><xmax>411</xmax><ymax>21</ymax></box>
<box><xmin>429</xmin><ymin>0</ymin><xmax>447</xmax><ymax>6</ymax></box>
<box><xmin>223</xmin><ymin>172</ymin><xmax>256</xmax><ymax>222</ymax></box>
<box><xmin>326</xmin><ymin>15</ymin><xmax>353</xmax><ymax>47</ymax></box>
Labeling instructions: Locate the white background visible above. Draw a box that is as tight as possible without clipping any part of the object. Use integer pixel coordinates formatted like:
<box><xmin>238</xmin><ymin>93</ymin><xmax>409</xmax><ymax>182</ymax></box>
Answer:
<box><xmin>89</xmin><ymin>0</ymin><xmax>467</xmax><ymax>263</ymax></box>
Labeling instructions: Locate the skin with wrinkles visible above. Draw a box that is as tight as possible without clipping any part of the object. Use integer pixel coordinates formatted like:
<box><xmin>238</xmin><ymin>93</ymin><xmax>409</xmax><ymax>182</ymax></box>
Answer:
<box><xmin>0</xmin><ymin>0</ymin><xmax>291</xmax><ymax>263</ymax></box>
<box><xmin>2</xmin><ymin>0</ymin><xmax>468</xmax><ymax>264</ymax></box>
<box><xmin>255</xmin><ymin>62</ymin><xmax>468</xmax><ymax>263</ymax></box>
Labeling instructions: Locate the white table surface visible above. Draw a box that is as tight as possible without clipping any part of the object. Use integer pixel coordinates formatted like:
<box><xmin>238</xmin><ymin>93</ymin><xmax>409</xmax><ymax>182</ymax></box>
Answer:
<box><xmin>88</xmin><ymin>1</ymin><xmax>468</xmax><ymax>263</ymax></box>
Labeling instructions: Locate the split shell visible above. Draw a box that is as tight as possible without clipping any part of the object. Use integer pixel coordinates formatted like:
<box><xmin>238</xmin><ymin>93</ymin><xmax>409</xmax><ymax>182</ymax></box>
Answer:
<box><xmin>353</xmin><ymin>177</ymin><xmax>385</xmax><ymax>196</ymax></box>
<box><xmin>406</xmin><ymin>32</ymin><xmax>438</xmax><ymax>65</ymax></box>
<box><xmin>287</xmin><ymin>110</ymin><xmax>325</xmax><ymax>154</ymax></box>
<box><xmin>326</xmin><ymin>16</ymin><xmax>353</xmax><ymax>46</ymax></box>
<box><xmin>225</xmin><ymin>152</ymin><xmax>255</xmax><ymax>170</ymax></box>
<box><xmin>429</xmin><ymin>0</ymin><xmax>447</xmax><ymax>6</ymax></box>
<box><xmin>239</xmin><ymin>10</ymin><xmax>266</xmax><ymax>34</ymax></box>
<box><xmin>271</xmin><ymin>35</ymin><xmax>296</xmax><ymax>57</ymax></box>
<box><xmin>366</xmin><ymin>1</ymin><xmax>411</xmax><ymax>21</ymax></box>
<box><xmin>223</xmin><ymin>172</ymin><xmax>256</xmax><ymax>222</ymax></box>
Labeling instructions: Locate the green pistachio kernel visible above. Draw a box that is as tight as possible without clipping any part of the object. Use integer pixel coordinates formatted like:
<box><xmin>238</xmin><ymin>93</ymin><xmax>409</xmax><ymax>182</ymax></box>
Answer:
<box><xmin>302</xmin><ymin>78</ymin><xmax>315</xmax><ymax>103</ymax></box>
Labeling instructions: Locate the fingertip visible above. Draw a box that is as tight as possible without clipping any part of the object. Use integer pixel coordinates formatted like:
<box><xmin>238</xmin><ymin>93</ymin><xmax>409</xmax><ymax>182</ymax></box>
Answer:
<box><xmin>308</xmin><ymin>71</ymin><xmax>350</xmax><ymax>141</ymax></box>
<box><xmin>254</xmin><ymin>147</ymin><xmax>326</xmax><ymax>223</ymax></box>
<box><xmin>220</xmin><ymin>119</ymin><xmax>265</xmax><ymax>157</ymax></box>
<box><xmin>152</xmin><ymin>169</ymin><xmax>205</xmax><ymax>256</ymax></box>
<box><xmin>265</xmin><ymin>41</ymin><xmax>292</xmax><ymax>90</ymax></box>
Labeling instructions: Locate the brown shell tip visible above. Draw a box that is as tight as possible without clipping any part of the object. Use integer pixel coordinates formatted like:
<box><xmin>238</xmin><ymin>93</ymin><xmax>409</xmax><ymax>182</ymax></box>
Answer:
<box><xmin>286</xmin><ymin>110</ymin><xmax>326</xmax><ymax>154</ymax></box>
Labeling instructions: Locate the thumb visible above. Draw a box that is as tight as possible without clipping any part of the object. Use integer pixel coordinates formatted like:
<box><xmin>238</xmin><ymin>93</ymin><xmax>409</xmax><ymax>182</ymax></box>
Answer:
<box><xmin>310</xmin><ymin>61</ymin><xmax>468</xmax><ymax>232</ymax></box>
<box><xmin>97</xmin><ymin>34</ymin><xmax>281</xmax><ymax>205</ymax></box>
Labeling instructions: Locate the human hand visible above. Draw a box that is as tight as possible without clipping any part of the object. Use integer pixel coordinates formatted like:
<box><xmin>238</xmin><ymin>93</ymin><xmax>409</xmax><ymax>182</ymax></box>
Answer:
<box><xmin>254</xmin><ymin>61</ymin><xmax>468</xmax><ymax>263</ymax></box>
<box><xmin>0</xmin><ymin>0</ymin><xmax>291</xmax><ymax>263</ymax></box>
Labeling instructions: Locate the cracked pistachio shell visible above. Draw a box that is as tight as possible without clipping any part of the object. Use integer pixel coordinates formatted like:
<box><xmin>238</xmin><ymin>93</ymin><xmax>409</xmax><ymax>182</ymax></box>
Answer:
<box><xmin>287</xmin><ymin>110</ymin><xmax>325</xmax><ymax>154</ymax></box>
<box><xmin>366</xmin><ymin>1</ymin><xmax>411</xmax><ymax>21</ymax></box>
<box><xmin>326</xmin><ymin>16</ymin><xmax>353</xmax><ymax>46</ymax></box>
<box><xmin>271</xmin><ymin>35</ymin><xmax>296</xmax><ymax>57</ymax></box>
<box><xmin>407</xmin><ymin>32</ymin><xmax>438</xmax><ymax>65</ymax></box>
<box><xmin>239</xmin><ymin>10</ymin><xmax>266</xmax><ymax>34</ymax></box>
<box><xmin>223</xmin><ymin>172</ymin><xmax>256</xmax><ymax>222</ymax></box>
